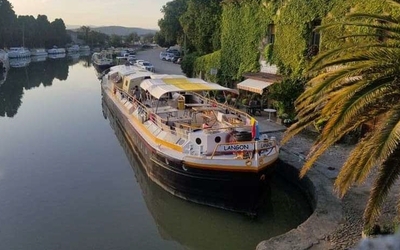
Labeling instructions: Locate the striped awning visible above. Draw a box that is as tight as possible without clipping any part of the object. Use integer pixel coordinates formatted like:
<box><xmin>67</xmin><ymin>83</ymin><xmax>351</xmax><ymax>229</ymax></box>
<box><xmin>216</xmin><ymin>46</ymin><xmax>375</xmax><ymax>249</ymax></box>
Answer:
<box><xmin>141</xmin><ymin>77</ymin><xmax>236</xmax><ymax>99</ymax></box>
<box><xmin>237</xmin><ymin>78</ymin><xmax>275</xmax><ymax>94</ymax></box>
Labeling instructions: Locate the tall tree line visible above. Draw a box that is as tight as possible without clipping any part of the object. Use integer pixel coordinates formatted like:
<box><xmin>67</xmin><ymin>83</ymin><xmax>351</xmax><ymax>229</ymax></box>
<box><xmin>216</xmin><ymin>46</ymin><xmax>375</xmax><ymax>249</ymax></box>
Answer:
<box><xmin>0</xmin><ymin>0</ymin><xmax>70</xmax><ymax>48</ymax></box>
<box><xmin>155</xmin><ymin>0</ymin><xmax>222</xmax><ymax>54</ymax></box>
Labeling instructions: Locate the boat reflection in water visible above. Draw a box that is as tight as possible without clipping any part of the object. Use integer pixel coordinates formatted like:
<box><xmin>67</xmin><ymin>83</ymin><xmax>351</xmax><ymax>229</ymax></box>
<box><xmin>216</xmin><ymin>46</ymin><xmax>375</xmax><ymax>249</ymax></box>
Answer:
<box><xmin>102</xmin><ymin>96</ymin><xmax>312</xmax><ymax>250</ymax></box>
<box><xmin>9</xmin><ymin>57</ymin><xmax>31</xmax><ymax>68</ymax></box>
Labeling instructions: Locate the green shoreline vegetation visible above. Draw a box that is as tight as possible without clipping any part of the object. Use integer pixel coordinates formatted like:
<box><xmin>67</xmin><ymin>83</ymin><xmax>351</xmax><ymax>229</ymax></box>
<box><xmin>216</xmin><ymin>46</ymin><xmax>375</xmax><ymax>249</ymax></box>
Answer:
<box><xmin>156</xmin><ymin>0</ymin><xmax>400</xmax><ymax>235</ymax></box>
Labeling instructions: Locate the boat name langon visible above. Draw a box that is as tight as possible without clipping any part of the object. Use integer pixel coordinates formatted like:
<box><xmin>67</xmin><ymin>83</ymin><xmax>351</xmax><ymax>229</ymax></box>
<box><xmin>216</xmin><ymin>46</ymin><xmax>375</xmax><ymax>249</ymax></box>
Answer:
<box><xmin>218</xmin><ymin>144</ymin><xmax>254</xmax><ymax>152</ymax></box>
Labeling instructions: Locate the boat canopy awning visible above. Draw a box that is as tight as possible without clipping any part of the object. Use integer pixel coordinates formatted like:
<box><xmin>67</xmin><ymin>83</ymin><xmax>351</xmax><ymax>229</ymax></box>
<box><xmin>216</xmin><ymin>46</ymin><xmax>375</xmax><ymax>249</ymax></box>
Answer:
<box><xmin>141</xmin><ymin>77</ymin><xmax>237</xmax><ymax>99</ymax></box>
<box><xmin>237</xmin><ymin>78</ymin><xmax>275</xmax><ymax>94</ymax></box>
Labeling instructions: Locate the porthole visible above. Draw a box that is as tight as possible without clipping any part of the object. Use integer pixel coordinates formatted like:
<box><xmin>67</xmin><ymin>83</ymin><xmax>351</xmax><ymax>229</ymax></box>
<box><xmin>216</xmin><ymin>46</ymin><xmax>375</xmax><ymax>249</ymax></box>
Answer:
<box><xmin>195</xmin><ymin>138</ymin><xmax>202</xmax><ymax>145</ymax></box>
<box><xmin>215</xmin><ymin>136</ymin><xmax>221</xmax><ymax>143</ymax></box>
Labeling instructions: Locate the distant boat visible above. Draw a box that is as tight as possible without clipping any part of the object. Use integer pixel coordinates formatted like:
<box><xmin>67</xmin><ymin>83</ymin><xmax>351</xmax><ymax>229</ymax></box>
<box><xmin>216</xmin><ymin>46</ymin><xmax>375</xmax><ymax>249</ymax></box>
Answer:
<box><xmin>79</xmin><ymin>45</ymin><xmax>90</xmax><ymax>51</ymax></box>
<box><xmin>67</xmin><ymin>45</ymin><xmax>80</xmax><ymax>53</ymax></box>
<box><xmin>30</xmin><ymin>48</ymin><xmax>48</xmax><ymax>57</ymax></box>
<box><xmin>7</xmin><ymin>47</ymin><xmax>31</xmax><ymax>58</ymax></box>
<box><xmin>91</xmin><ymin>51</ymin><xmax>114</xmax><ymax>72</ymax></box>
<box><xmin>47</xmin><ymin>46</ymin><xmax>66</xmax><ymax>54</ymax></box>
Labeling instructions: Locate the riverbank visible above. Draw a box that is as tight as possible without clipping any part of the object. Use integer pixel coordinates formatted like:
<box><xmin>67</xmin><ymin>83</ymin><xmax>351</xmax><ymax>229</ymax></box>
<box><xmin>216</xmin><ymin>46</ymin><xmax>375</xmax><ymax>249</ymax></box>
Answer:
<box><xmin>256</xmin><ymin>118</ymin><xmax>398</xmax><ymax>249</ymax></box>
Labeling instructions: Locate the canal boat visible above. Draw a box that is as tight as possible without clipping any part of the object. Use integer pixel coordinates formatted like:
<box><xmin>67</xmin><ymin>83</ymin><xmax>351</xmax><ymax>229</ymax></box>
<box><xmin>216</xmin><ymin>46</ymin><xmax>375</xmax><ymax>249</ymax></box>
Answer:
<box><xmin>92</xmin><ymin>51</ymin><xmax>114</xmax><ymax>72</ymax></box>
<box><xmin>100</xmin><ymin>64</ymin><xmax>280</xmax><ymax>215</ymax></box>
<box><xmin>30</xmin><ymin>48</ymin><xmax>48</xmax><ymax>57</ymax></box>
<box><xmin>79</xmin><ymin>45</ymin><xmax>90</xmax><ymax>52</ymax></box>
<box><xmin>67</xmin><ymin>45</ymin><xmax>80</xmax><ymax>54</ymax></box>
<box><xmin>7</xmin><ymin>47</ymin><xmax>31</xmax><ymax>58</ymax></box>
<box><xmin>47</xmin><ymin>46</ymin><xmax>66</xmax><ymax>54</ymax></box>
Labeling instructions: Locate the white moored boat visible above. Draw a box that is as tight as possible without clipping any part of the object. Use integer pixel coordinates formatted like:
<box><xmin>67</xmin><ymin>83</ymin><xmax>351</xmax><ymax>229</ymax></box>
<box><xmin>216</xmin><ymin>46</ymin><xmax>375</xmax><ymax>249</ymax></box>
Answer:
<box><xmin>67</xmin><ymin>45</ymin><xmax>80</xmax><ymax>53</ymax></box>
<box><xmin>47</xmin><ymin>46</ymin><xmax>66</xmax><ymax>54</ymax></box>
<box><xmin>79</xmin><ymin>45</ymin><xmax>90</xmax><ymax>51</ymax></box>
<box><xmin>101</xmin><ymin>64</ymin><xmax>280</xmax><ymax>215</ymax></box>
<box><xmin>7</xmin><ymin>47</ymin><xmax>31</xmax><ymax>58</ymax></box>
<box><xmin>91</xmin><ymin>51</ymin><xmax>114</xmax><ymax>72</ymax></box>
<box><xmin>30</xmin><ymin>48</ymin><xmax>48</xmax><ymax>57</ymax></box>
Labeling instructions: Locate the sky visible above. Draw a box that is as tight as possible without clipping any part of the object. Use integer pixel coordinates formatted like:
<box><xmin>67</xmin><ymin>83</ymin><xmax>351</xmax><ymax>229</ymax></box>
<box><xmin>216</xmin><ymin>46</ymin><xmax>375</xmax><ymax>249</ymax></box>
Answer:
<box><xmin>10</xmin><ymin>0</ymin><xmax>170</xmax><ymax>29</ymax></box>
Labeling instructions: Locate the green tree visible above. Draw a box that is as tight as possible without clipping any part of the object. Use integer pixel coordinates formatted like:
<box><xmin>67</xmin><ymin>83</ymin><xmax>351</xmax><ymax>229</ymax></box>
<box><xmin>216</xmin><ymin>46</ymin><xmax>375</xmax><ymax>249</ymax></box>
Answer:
<box><xmin>154</xmin><ymin>31</ymin><xmax>167</xmax><ymax>47</ymax></box>
<box><xmin>126</xmin><ymin>32</ymin><xmax>139</xmax><ymax>44</ymax></box>
<box><xmin>283</xmin><ymin>0</ymin><xmax>400</xmax><ymax>230</ymax></box>
<box><xmin>0</xmin><ymin>0</ymin><xmax>17</xmax><ymax>47</ymax></box>
<box><xmin>36</xmin><ymin>15</ymin><xmax>50</xmax><ymax>47</ymax></box>
<box><xmin>89</xmin><ymin>30</ymin><xmax>109</xmax><ymax>47</ymax></box>
<box><xmin>16</xmin><ymin>15</ymin><xmax>36</xmax><ymax>47</ymax></box>
<box><xmin>158</xmin><ymin>0</ymin><xmax>187</xmax><ymax>47</ymax></box>
<box><xmin>141</xmin><ymin>33</ymin><xmax>154</xmax><ymax>44</ymax></box>
<box><xmin>78</xmin><ymin>25</ymin><xmax>91</xmax><ymax>44</ymax></box>
<box><xmin>180</xmin><ymin>0</ymin><xmax>222</xmax><ymax>55</ymax></box>
<box><xmin>109</xmin><ymin>34</ymin><xmax>122</xmax><ymax>47</ymax></box>
<box><xmin>49</xmin><ymin>18</ymin><xmax>70</xmax><ymax>47</ymax></box>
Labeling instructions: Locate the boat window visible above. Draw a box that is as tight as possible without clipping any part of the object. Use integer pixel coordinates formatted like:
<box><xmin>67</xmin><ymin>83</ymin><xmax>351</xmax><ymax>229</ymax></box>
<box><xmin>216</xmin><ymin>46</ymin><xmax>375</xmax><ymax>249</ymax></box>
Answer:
<box><xmin>195</xmin><ymin>138</ymin><xmax>202</xmax><ymax>145</ymax></box>
<box><xmin>215</xmin><ymin>136</ymin><xmax>221</xmax><ymax>143</ymax></box>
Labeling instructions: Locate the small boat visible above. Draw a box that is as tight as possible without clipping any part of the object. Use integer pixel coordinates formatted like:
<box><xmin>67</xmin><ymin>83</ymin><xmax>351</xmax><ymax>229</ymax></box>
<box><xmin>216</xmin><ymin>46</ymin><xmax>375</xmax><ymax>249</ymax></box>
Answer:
<box><xmin>47</xmin><ymin>46</ymin><xmax>66</xmax><ymax>54</ymax></box>
<box><xmin>92</xmin><ymin>51</ymin><xmax>114</xmax><ymax>72</ymax></box>
<box><xmin>67</xmin><ymin>45</ymin><xmax>80</xmax><ymax>53</ymax></box>
<box><xmin>100</xmin><ymin>65</ymin><xmax>280</xmax><ymax>215</ymax></box>
<box><xmin>30</xmin><ymin>48</ymin><xmax>48</xmax><ymax>57</ymax></box>
<box><xmin>7</xmin><ymin>47</ymin><xmax>31</xmax><ymax>58</ymax></box>
<box><xmin>79</xmin><ymin>45</ymin><xmax>90</xmax><ymax>52</ymax></box>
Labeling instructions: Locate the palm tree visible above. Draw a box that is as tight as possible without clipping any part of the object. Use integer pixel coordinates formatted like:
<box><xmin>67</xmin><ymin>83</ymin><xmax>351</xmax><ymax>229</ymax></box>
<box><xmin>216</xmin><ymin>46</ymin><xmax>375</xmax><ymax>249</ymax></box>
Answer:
<box><xmin>283</xmin><ymin>0</ymin><xmax>400</xmax><ymax>230</ymax></box>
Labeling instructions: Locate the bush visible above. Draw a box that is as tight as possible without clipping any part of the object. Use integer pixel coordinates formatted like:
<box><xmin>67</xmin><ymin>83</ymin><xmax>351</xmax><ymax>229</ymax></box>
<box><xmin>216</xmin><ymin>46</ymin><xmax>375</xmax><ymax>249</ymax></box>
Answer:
<box><xmin>181</xmin><ymin>52</ymin><xmax>200</xmax><ymax>77</ymax></box>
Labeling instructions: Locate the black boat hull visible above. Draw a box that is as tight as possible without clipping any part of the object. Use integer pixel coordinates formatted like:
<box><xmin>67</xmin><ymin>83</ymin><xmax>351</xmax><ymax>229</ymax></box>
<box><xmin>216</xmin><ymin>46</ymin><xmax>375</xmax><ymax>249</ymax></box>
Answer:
<box><xmin>102</xmin><ymin>92</ymin><xmax>276</xmax><ymax>215</ymax></box>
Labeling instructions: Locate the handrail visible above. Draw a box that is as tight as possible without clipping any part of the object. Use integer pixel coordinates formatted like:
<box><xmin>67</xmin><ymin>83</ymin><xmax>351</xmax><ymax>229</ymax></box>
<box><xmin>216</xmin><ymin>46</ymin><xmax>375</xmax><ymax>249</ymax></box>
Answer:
<box><xmin>192</xmin><ymin>92</ymin><xmax>252</xmax><ymax>120</ymax></box>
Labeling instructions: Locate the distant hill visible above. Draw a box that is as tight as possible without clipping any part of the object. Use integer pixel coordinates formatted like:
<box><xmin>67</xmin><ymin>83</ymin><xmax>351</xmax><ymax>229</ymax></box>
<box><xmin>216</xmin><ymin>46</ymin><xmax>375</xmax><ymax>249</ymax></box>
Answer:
<box><xmin>66</xmin><ymin>25</ymin><xmax>157</xmax><ymax>36</ymax></box>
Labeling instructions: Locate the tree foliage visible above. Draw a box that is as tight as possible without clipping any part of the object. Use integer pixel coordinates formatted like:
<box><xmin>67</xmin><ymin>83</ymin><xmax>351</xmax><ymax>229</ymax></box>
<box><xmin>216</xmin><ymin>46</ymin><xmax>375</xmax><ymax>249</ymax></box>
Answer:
<box><xmin>283</xmin><ymin>0</ymin><xmax>400</xmax><ymax>228</ymax></box>
<box><xmin>180</xmin><ymin>0</ymin><xmax>223</xmax><ymax>55</ymax></box>
<box><xmin>0</xmin><ymin>0</ymin><xmax>17</xmax><ymax>47</ymax></box>
<box><xmin>157</xmin><ymin>0</ymin><xmax>188</xmax><ymax>47</ymax></box>
<box><xmin>77</xmin><ymin>26</ymin><xmax>109</xmax><ymax>47</ymax></box>
<box><xmin>0</xmin><ymin>0</ymin><xmax>70</xmax><ymax>48</ymax></box>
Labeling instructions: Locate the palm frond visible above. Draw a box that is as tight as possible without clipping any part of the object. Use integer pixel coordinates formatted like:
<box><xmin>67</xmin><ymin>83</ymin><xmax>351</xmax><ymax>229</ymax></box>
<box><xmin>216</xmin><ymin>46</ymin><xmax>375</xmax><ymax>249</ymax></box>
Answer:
<box><xmin>363</xmin><ymin>147</ymin><xmax>400</xmax><ymax>227</ymax></box>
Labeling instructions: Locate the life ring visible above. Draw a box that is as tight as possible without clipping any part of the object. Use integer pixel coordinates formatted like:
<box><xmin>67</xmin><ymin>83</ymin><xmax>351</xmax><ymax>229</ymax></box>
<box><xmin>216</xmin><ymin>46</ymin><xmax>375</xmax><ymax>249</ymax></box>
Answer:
<box><xmin>245</xmin><ymin>160</ymin><xmax>252</xmax><ymax>166</ymax></box>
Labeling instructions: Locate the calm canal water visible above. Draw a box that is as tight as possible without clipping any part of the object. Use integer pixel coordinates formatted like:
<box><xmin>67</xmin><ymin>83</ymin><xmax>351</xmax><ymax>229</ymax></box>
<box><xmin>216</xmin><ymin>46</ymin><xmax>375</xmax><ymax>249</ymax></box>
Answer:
<box><xmin>0</xmin><ymin>54</ymin><xmax>311</xmax><ymax>250</ymax></box>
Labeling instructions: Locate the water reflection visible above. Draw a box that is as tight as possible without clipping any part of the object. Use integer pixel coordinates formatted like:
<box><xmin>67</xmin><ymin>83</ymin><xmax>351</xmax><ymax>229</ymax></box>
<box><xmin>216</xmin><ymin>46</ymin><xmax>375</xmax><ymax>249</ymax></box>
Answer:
<box><xmin>0</xmin><ymin>57</ymin><xmax>70</xmax><ymax>117</ymax></box>
<box><xmin>102</xmin><ymin>95</ymin><xmax>312</xmax><ymax>250</ymax></box>
<box><xmin>9</xmin><ymin>57</ymin><xmax>31</xmax><ymax>68</ymax></box>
